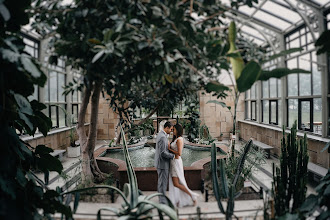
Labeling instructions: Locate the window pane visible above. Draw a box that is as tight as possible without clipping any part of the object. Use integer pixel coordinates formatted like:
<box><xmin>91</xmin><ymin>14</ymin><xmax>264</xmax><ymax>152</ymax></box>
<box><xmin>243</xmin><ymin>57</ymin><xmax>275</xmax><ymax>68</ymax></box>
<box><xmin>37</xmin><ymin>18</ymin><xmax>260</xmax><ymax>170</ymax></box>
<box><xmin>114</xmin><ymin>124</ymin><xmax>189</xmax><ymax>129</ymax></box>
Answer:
<box><xmin>58</xmin><ymin>73</ymin><xmax>66</xmax><ymax>102</ymax></box>
<box><xmin>299</xmin><ymin>54</ymin><xmax>311</xmax><ymax>96</ymax></box>
<box><xmin>263</xmin><ymin>100</ymin><xmax>269</xmax><ymax>123</ymax></box>
<box><xmin>72</xmin><ymin>90</ymin><xmax>78</xmax><ymax>102</ymax></box>
<box><xmin>245</xmin><ymin>89</ymin><xmax>250</xmax><ymax>99</ymax></box>
<box><xmin>49</xmin><ymin>71</ymin><xmax>57</xmax><ymax>102</ymax></box>
<box><xmin>262</xmin><ymin>81</ymin><xmax>269</xmax><ymax>98</ymax></box>
<box><xmin>251</xmin><ymin>101</ymin><xmax>256</xmax><ymax>120</ymax></box>
<box><xmin>58</xmin><ymin>104</ymin><xmax>66</xmax><ymax>127</ymax></box>
<box><xmin>287</xmin><ymin>59</ymin><xmax>298</xmax><ymax>96</ymax></box>
<box><xmin>312</xmin><ymin>52</ymin><xmax>321</xmax><ymax>95</ymax></box>
<box><xmin>72</xmin><ymin>104</ymin><xmax>79</xmax><ymax>123</ymax></box>
<box><xmin>278</xmin><ymin>79</ymin><xmax>282</xmax><ymax>97</ymax></box>
<box><xmin>251</xmin><ymin>84</ymin><xmax>256</xmax><ymax>99</ymax></box>
<box><xmin>269</xmin><ymin>78</ymin><xmax>277</xmax><ymax>98</ymax></box>
<box><xmin>246</xmin><ymin>101</ymin><xmax>251</xmax><ymax>119</ymax></box>
<box><xmin>270</xmin><ymin>101</ymin><xmax>277</xmax><ymax>124</ymax></box>
<box><xmin>301</xmin><ymin>101</ymin><xmax>311</xmax><ymax>130</ymax></box>
<box><xmin>50</xmin><ymin>105</ymin><xmax>57</xmax><ymax>128</ymax></box>
<box><xmin>313</xmin><ymin>98</ymin><xmax>322</xmax><ymax>135</ymax></box>
<box><xmin>288</xmin><ymin>99</ymin><xmax>298</xmax><ymax>127</ymax></box>
<box><xmin>278</xmin><ymin>100</ymin><xmax>282</xmax><ymax>126</ymax></box>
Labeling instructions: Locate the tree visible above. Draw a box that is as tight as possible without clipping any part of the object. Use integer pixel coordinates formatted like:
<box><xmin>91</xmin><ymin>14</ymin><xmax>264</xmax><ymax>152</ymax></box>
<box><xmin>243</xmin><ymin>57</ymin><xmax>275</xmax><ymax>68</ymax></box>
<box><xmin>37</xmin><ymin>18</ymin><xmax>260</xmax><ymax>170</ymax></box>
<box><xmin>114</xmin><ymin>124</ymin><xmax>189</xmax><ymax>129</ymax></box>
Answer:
<box><xmin>0</xmin><ymin>0</ymin><xmax>72</xmax><ymax>218</ymax></box>
<box><xmin>31</xmin><ymin>0</ymin><xmax>234</xmax><ymax>183</ymax></box>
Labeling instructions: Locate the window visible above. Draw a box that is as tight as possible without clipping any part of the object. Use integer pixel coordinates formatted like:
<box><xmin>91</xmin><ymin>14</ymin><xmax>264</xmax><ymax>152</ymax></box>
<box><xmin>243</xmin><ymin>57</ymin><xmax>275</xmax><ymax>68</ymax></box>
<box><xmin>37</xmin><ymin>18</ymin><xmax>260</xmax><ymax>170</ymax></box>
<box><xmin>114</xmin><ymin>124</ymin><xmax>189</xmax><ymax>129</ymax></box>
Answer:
<box><xmin>261</xmin><ymin>59</ymin><xmax>281</xmax><ymax>125</ymax></box>
<box><xmin>22</xmin><ymin>34</ymin><xmax>39</xmax><ymax>101</ymax></box>
<box><xmin>245</xmin><ymin>84</ymin><xmax>258</xmax><ymax>120</ymax></box>
<box><xmin>44</xmin><ymin>57</ymin><xmax>67</xmax><ymax>128</ymax></box>
<box><xmin>71</xmin><ymin>71</ymin><xmax>82</xmax><ymax>123</ymax></box>
<box><xmin>285</xmin><ymin>25</ymin><xmax>322</xmax><ymax>135</ymax></box>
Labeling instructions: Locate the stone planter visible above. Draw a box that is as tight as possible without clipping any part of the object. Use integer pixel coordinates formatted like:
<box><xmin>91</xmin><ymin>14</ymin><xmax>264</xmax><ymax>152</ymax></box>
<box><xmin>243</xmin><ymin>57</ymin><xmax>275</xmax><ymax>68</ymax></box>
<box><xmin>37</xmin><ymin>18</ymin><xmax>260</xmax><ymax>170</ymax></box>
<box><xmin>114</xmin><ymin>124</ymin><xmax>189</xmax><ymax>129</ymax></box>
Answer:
<box><xmin>67</xmin><ymin>145</ymin><xmax>81</xmax><ymax>158</ymax></box>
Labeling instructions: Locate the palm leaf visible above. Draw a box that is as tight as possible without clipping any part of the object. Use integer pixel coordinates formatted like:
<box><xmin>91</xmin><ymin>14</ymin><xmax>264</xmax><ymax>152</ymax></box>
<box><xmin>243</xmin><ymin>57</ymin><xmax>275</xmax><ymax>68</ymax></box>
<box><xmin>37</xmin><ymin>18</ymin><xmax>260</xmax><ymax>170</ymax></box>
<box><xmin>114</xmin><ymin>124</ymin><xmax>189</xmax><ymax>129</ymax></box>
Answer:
<box><xmin>211</xmin><ymin>143</ymin><xmax>226</xmax><ymax>213</ymax></box>
<box><xmin>120</xmin><ymin>124</ymin><xmax>139</xmax><ymax>208</ymax></box>
<box><xmin>261</xmin><ymin>48</ymin><xmax>303</xmax><ymax>64</ymax></box>
<box><xmin>258</xmin><ymin>68</ymin><xmax>310</xmax><ymax>81</ymax></box>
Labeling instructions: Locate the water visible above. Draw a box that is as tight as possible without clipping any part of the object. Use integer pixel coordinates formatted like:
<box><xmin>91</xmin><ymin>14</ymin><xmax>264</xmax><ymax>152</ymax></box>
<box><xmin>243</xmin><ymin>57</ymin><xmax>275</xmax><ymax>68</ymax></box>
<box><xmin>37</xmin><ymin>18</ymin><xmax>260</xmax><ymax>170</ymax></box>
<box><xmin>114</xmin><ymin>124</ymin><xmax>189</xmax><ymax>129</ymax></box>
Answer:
<box><xmin>105</xmin><ymin>146</ymin><xmax>211</xmax><ymax>167</ymax></box>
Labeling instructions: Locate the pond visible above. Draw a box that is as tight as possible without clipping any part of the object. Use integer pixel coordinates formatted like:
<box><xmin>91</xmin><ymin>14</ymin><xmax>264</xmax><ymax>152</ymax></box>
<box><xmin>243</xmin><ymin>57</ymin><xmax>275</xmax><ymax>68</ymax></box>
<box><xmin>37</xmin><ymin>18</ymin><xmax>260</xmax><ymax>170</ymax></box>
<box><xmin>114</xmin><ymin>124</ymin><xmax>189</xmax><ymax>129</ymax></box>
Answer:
<box><xmin>104</xmin><ymin>145</ymin><xmax>211</xmax><ymax>167</ymax></box>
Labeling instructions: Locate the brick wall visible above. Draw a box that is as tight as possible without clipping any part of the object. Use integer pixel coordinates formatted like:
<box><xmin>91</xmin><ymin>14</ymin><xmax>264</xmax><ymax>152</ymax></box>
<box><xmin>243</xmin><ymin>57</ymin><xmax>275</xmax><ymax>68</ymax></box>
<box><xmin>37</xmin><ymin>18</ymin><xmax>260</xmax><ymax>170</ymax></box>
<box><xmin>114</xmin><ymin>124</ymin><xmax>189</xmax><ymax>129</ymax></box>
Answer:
<box><xmin>199</xmin><ymin>87</ymin><xmax>245</xmax><ymax>139</ymax></box>
<box><xmin>238</xmin><ymin>120</ymin><xmax>330</xmax><ymax>169</ymax></box>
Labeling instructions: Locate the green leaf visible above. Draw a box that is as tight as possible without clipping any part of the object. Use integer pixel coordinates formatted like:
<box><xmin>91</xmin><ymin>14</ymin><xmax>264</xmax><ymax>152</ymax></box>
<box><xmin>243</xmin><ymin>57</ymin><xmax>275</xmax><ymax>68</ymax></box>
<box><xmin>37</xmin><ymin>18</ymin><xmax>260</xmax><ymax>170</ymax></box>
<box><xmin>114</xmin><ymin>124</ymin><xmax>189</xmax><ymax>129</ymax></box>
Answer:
<box><xmin>20</xmin><ymin>56</ymin><xmax>42</xmax><ymax>78</ymax></box>
<box><xmin>14</xmin><ymin>93</ymin><xmax>33</xmax><ymax>115</ymax></box>
<box><xmin>262</xmin><ymin>48</ymin><xmax>303</xmax><ymax>64</ymax></box>
<box><xmin>205</xmin><ymin>81</ymin><xmax>229</xmax><ymax>94</ymax></box>
<box><xmin>0</xmin><ymin>3</ymin><xmax>10</xmax><ymax>21</ymax></box>
<box><xmin>35</xmin><ymin>145</ymin><xmax>53</xmax><ymax>155</ymax></box>
<box><xmin>92</xmin><ymin>50</ymin><xmax>105</xmax><ymax>63</ymax></box>
<box><xmin>236</xmin><ymin>61</ymin><xmax>261</xmax><ymax>93</ymax></box>
<box><xmin>18</xmin><ymin>112</ymin><xmax>33</xmax><ymax>131</ymax></box>
<box><xmin>315</xmin><ymin>30</ymin><xmax>330</xmax><ymax>55</ymax></box>
<box><xmin>324</xmin><ymin>184</ymin><xmax>330</xmax><ymax>196</ymax></box>
<box><xmin>88</xmin><ymin>38</ymin><xmax>102</xmax><ymax>45</ymax></box>
<box><xmin>206</xmin><ymin>100</ymin><xmax>231</xmax><ymax>110</ymax></box>
<box><xmin>321</xmin><ymin>142</ymin><xmax>330</xmax><ymax>153</ymax></box>
<box><xmin>211</xmin><ymin>143</ymin><xmax>225</xmax><ymax>213</ymax></box>
<box><xmin>219</xmin><ymin>159</ymin><xmax>229</xmax><ymax>198</ymax></box>
<box><xmin>16</xmin><ymin>169</ymin><xmax>27</xmax><ymax>187</ymax></box>
<box><xmin>258</xmin><ymin>68</ymin><xmax>310</xmax><ymax>81</ymax></box>
<box><xmin>164</xmin><ymin>74</ymin><xmax>173</xmax><ymax>84</ymax></box>
<box><xmin>97</xmin><ymin>207</ymin><xmax>119</xmax><ymax>219</ymax></box>
<box><xmin>300</xmin><ymin>195</ymin><xmax>318</xmax><ymax>212</ymax></box>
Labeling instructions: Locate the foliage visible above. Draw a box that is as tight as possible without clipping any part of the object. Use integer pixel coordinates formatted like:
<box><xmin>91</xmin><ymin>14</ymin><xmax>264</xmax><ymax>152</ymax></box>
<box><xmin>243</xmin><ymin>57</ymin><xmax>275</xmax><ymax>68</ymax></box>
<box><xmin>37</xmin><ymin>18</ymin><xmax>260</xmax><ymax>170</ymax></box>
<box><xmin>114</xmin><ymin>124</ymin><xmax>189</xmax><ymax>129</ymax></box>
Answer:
<box><xmin>315</xmin><ymin>30</ymin><xmax>330</xmax><ymax>55</ymax></box>
<box><xmin>272</xmin><ymin>122</ymin><xmax>309</xmax><ymax>218</ymax></box>
<box><xmin>199</xmin><ymin>124</ymin><xmax>216</xmax><ymax>144</ymax></box>
<box><xmin>211</xmin><ymin>140</ymin><xmax>253</xmax><ymax>219</ymax></box>
<box><xmin>62</xmin><ymin>124</ymin><xmax>178</xmax><ymax>219</ymax></box>
<box><xmin>184</xmin><ymin>94</ymin><xmax>201</xmax><ymax>142</ymax></box>
<box><xmin>0</xmin><ymin>0</ymin><xmax>73</xmax><ymax>219</ymax></box>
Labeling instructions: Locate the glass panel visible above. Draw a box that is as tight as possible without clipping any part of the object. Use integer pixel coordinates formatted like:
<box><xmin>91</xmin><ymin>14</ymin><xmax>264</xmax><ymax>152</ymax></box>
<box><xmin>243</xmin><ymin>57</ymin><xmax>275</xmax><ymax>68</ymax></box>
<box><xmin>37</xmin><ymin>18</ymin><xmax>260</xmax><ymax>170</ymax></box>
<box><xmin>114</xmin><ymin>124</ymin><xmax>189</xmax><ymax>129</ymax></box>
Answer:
<box><xmin>50</xmin><ymin>105</ymin><xmax>57</xmax><ymax>128</ymax></box>
<box><xmin>262</xmin><ymin>1</ymin><xmax>301</xmax><ymax>23</ymax></box>
<box><xmin>287</xmin><ymin>59</ymin><xmax>298</xmax><ymax>96</ymax></box>
<box><xmin>301</xmin><ymin>101</ymin><xmax>311</xmax><ymax>130</ymax></box>
<box><xmin>58</xmin><ymin>104</ymin><xmax>66</xmax><ymax>127</ymax></box>
<box><xmin>312</xmin><ymin>52</ymin><xmax>321</xmax><ymax>95</ymax></box>
<box><xmin>262</xmin><ymin>81</ymin><xmax>269</xmax><ymax>98</ymax></box>
<box><xmin>278</xmin><ymin>79</ymin><xmax>282</xmax><ymax>97</ymax></box>
<box><xmin>24</xmin><ymin>46</ymin><xmax>34</xmax><ymax>57</ymax></box>
<box><xmin>251</xmin><ymin>84</ymin><xmax>256</xmax><ymax>99</ymax></box>
<box><xmin>269</xmin><ymin>78</ymin><xmax>277</xmax><ymax>98</ymax></box>
<box><xmin>270</xmin><ymin>101</ymin><xmax>277</xmax><ymax>124</ymax></box>
<box><xmin>246</xmin><ymin>101</ymin><xmax>251</xmax><ymax>119</ymax></box>
<box><xmin>72</xmin><ymin>90</ymin><xmax>78</xmax><ymax>102</ymax></box>
<box><xmin>254</xmin><ymin>11</ymin><xmax>291</xmax><ymax>30</ymax></box>
<box><xmin>290</xmin><ymin>38</ymin><xmax>300</xmax><ymax>49</ymax></box>
<box><xmin>299</xmin><ymin>54</ymin><xmax>311</xmax><ymax>96</ymax></box>
<box><xmin>49</xmin><ymin>71</ymin><xmax>57</xmax><ymax>102</ymax></box>
<box><xmin>313</xmin><ymin>98</ymin><xmax>322</xmax><ymax>135</ymax></box>
<box><xmin>251</xmin><ymin>101</ymin><xmax>256</xmax><ymax>120</ymax></box>
<box><xmin>72</xmin><ymin>104</ymin><xmax>79</xmax><ymax>123</ymax></box>
<box><xmin>263</xmin><ymin>100</ymin><xmax>269</xmax><ymax>124</ymax></box>
<box><xmin>278</xmin><ymin>100</ymin><xmax>282</xmax><ymax>126</ymax></box>
<box><xmin>58</xmin><ymin>73</ymin><xmax>66</xmax><ymax>102</ymax></box>
<box><xmin>288</xmin><ymin>99</ymin><xmax>298</xmax><ymax>127</ymax></box>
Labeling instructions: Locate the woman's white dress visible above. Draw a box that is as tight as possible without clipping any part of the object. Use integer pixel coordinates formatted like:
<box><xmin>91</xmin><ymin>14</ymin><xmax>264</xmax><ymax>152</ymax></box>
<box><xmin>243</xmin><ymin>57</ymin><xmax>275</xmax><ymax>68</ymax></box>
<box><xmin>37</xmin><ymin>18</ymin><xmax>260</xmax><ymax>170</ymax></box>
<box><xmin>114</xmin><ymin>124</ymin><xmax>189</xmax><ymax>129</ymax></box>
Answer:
<box><xmin>168</xmin><ymin>137</ymin><xmax>199</xmax><ymax>207</ymax></box>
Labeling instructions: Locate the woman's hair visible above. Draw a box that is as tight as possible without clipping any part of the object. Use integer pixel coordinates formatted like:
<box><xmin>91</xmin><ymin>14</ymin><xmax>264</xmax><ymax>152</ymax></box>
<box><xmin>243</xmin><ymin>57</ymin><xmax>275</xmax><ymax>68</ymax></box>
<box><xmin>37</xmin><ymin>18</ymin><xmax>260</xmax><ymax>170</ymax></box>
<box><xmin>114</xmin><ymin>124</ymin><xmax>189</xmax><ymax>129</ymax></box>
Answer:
<box><xmin>172</xmin><ymin>123</ymin><xmax>183</xmax><ymax>143</ymax></box>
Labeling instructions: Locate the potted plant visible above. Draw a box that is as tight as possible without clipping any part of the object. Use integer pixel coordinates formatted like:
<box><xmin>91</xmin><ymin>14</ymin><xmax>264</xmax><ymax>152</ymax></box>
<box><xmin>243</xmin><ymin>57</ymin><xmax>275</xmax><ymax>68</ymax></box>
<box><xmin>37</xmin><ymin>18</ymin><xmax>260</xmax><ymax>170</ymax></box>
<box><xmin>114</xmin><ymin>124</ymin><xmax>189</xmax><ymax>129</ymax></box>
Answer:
<box><xmin>218</xmin><ymin>133</ymin><xmax>224</xmax><ymax>141</ymax></box>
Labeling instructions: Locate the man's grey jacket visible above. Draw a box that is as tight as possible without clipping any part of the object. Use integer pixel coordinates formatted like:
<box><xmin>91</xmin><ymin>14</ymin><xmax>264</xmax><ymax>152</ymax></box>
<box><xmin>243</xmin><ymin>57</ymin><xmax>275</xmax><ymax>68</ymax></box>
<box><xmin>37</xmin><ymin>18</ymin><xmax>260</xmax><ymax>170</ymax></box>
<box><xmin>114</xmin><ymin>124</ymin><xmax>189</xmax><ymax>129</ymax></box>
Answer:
<box><xmin>154</xmin><ymin>130</ymin><xmax>174</xmax><ymax>170</ymax></box>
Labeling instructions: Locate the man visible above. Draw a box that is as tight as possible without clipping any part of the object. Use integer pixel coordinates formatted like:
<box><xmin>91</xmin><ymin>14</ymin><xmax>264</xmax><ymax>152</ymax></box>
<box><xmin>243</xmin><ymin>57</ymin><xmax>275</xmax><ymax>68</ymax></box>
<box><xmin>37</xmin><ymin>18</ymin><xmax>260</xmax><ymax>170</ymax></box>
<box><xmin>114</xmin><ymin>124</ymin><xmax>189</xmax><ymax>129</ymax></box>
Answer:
<box><xmin>154</xmin><ymin>121</ymin><xmax>175</xmax><ymax>204</ymax></box>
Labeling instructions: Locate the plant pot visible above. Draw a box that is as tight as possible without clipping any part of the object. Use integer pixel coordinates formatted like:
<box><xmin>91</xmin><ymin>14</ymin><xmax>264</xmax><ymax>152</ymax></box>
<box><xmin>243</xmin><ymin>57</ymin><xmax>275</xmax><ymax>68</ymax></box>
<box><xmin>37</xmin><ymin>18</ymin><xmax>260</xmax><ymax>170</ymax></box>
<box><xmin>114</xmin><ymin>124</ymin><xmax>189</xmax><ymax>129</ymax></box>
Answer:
<box><xmin>67</xmin><ymin>145</ymin><xmax>81</xmax><ymax>158</ymax></box>
<box><xmin>218</xmin><ymin>136</ymin><xmax>223</xmax><ymax>141</ymax></box>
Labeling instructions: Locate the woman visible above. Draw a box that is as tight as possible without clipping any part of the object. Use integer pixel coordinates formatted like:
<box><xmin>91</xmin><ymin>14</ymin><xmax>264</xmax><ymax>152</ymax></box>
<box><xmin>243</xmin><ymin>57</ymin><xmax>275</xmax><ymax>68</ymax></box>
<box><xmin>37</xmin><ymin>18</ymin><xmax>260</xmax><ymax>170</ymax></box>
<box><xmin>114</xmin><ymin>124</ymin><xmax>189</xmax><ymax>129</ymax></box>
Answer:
<box><xmin>168</xmin><ymin>123</ymin><xmax>198</xmax><ymax>207</ymax></box>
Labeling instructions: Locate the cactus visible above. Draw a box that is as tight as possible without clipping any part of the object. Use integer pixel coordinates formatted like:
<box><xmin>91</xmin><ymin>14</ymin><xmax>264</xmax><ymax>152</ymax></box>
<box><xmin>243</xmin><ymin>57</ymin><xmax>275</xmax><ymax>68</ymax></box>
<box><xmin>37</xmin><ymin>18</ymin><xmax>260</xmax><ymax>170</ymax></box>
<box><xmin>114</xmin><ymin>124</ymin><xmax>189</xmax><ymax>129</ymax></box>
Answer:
<box><xmin>272</xmin><ymin>121</ymin><xmax>309</xmax><ymax>217</ymax></box>
<box><xmin>211</xmin><ymin>140</ymin><xmax>253</xmax><ymax>219</ymax></box>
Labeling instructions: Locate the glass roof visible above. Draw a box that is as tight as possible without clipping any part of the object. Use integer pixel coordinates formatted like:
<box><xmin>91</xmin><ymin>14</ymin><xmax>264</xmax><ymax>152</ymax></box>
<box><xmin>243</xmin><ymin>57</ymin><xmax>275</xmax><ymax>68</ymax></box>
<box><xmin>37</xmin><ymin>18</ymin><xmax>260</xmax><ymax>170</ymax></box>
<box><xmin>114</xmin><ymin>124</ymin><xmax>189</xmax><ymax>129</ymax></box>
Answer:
<box><xmin>219</xmin><ymin>0</ymin><xmax>327</xmax><ymax>34</ymax></box>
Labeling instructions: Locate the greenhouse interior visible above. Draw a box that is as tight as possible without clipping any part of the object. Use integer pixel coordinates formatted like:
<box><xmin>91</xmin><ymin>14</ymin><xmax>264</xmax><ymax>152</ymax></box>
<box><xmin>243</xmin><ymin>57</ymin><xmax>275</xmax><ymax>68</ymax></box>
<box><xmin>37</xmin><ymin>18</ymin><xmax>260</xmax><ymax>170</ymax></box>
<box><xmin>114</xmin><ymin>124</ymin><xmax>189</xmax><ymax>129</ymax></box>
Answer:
<box><xmin>1</xmin><ymin>0</ymin><xmax>330</xmax><ymax>219</ymax></box>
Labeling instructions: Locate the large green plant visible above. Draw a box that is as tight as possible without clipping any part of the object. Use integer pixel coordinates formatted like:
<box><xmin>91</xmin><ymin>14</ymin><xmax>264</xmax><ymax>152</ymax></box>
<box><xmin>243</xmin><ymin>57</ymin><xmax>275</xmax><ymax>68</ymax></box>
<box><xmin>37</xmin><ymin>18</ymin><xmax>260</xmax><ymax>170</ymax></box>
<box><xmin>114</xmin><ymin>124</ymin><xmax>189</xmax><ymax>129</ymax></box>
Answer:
<box><xmin>272</xmin><ymin>122</ymin><xmax>309</xmax><ymax>218</ymax></box>
<box><xmin>206</xmin><ymin>21</ymin><xmax>310</xmax><ymax>157</ymax></box>
<box><xmin>211</xmin><ymin>140</ymin><xmax>253</xmax><ymax>220</ymax></box>
<box><xmin>62</xmin><ymin>124</ymin><xmax>177</xmax><ymax>219</ymax></box>
<box><xmin>0</xmin><ymin>0</ymin><xmax>73</xmax><ymax>218</ymax></box>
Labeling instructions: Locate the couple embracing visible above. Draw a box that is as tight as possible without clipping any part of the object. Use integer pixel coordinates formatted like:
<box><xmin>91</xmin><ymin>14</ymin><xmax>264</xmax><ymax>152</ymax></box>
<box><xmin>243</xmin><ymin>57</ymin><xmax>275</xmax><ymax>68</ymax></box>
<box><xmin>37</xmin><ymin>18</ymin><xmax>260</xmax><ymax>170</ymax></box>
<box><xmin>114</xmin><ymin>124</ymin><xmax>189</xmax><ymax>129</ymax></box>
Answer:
<box><xmin>154</xmin><ymin>121</ymin><xmax>198</xmax><ymax>208</ymax></box>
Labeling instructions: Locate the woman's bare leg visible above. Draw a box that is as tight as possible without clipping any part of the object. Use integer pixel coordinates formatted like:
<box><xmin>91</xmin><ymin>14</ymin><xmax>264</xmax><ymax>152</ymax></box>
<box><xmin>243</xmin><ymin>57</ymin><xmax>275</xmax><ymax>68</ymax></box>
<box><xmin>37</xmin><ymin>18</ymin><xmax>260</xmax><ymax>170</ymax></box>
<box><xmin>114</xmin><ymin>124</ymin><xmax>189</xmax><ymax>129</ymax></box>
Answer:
<box><xmin>172</xmin><ymin>177</ymin><xmax>196</xmax><ymax>205</ymax></box>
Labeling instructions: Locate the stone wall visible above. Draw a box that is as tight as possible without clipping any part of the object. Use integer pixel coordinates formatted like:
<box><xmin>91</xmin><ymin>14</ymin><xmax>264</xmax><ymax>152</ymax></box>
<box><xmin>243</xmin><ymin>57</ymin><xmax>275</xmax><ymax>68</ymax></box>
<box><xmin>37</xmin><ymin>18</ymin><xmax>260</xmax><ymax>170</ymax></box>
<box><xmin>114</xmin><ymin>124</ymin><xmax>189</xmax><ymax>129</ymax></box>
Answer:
<box><xmin>85</xmin><ymin>95</ymin><xmax>120</xmax><ymax>140</ymax></box>
<box><xmin>238</xmin><ymin>120</ymin><xmax>330</xmax><ymax>169</ymax></box>
<box><xmin>199</xmin><ymin>87</ymin><xmax>245</xmax><ymax>139</ymax></box>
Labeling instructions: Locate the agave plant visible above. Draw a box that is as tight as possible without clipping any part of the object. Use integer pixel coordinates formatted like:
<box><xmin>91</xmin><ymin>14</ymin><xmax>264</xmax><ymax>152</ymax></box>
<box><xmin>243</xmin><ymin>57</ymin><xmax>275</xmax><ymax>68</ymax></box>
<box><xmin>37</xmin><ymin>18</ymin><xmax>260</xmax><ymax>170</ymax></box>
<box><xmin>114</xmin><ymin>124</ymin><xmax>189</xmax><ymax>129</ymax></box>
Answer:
<box><xmin>211</xmin><ymin>140</ymin><xmax>253</xmax><ymax>220</ymax></box>
<box><xmin>61</xmin><ymin>124</ymin><xmax>177</xmax><ymax>219</ymax></box>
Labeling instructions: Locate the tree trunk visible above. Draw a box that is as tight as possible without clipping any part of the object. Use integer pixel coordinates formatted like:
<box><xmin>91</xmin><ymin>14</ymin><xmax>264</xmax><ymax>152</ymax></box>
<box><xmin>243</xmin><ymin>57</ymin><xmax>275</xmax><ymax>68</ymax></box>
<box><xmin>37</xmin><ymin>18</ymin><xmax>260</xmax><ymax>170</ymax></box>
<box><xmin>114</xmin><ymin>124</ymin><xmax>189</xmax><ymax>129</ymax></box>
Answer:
<box><xmin>78</xmin><ymin>80</ymin><xmax>105</xmax><ymax>184</ymax></box>
<box><xmin>77</xmin><ymin>85</ymin><xmax>92</xmax><ymax>183</ymax></box>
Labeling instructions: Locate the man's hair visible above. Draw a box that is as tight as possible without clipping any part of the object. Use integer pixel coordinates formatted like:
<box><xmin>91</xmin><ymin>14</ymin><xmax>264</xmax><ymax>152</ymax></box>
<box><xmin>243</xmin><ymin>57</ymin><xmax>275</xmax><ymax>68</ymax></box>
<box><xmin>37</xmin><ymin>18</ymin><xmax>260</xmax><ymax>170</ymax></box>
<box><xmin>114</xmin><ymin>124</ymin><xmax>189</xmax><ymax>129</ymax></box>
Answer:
<box><xmin>164</xmin><ymin>121</ymin><xmax>173</xmax><ymax>128</ymax></box>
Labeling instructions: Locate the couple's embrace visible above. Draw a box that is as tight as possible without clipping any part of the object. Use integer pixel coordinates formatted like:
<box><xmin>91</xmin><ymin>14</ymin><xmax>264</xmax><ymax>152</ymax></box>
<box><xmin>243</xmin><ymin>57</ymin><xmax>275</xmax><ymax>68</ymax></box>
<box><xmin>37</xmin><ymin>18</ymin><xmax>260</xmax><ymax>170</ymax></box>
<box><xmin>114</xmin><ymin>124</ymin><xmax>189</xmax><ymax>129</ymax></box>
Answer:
<box><xmin>154</xmin><ymin>121</ymin><xmax>198</xmax><ymax>208</ymax></box>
